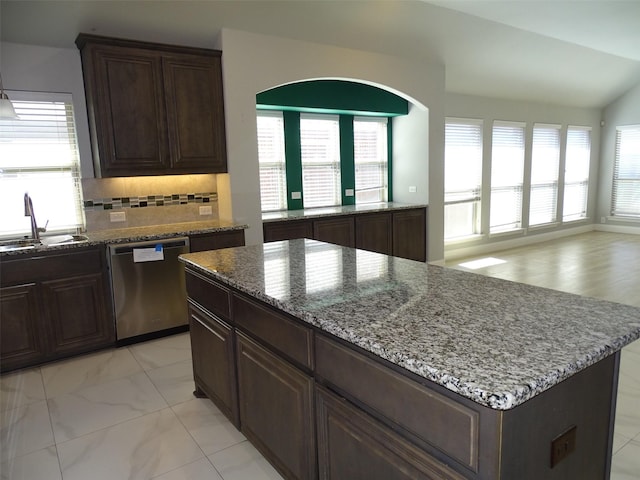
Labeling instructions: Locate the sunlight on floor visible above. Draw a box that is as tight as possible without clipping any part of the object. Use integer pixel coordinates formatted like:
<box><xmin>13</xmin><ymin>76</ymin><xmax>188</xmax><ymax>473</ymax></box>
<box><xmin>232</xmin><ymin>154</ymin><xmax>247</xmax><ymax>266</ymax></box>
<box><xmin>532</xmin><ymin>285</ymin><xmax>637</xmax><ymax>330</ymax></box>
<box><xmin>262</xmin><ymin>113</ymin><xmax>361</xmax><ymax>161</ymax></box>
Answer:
<box><xmin>458</xmin><ymin>257</ymin><xmax>507</xmax><ymax>269</ymax></box>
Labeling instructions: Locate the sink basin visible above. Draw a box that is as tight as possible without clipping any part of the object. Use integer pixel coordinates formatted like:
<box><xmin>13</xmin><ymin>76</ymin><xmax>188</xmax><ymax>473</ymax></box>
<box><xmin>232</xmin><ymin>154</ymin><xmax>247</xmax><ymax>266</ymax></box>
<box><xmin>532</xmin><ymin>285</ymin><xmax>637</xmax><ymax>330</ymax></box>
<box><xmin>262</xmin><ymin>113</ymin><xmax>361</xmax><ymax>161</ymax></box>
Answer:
<box><xmin>0</xmin><ymin>234</ymin><xmax>90</xmax><ymax>252</ymax></box>
<box><xmin>0</xmin><ymin>239</ymin><xmax>41</xmax><ymax>252</ymax></box>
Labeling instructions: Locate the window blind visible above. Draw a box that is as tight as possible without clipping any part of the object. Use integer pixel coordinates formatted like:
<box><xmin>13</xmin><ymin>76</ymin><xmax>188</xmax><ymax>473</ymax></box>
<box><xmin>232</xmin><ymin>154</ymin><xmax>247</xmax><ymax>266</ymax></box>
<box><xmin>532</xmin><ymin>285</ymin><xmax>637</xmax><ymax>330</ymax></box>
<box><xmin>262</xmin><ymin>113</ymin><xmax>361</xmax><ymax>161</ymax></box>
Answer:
<box><xmin>612</xmin><ymin>125</ymin><xmax>640</xmax><ymax>218</ymax></box>
<box><xmin>444</xmin><ymin>119</ymin><xmax>483</xmax><ymax>240</ymax></box>
<box><xmin>257</xmin><ymin>111</ymin><xmax>287</xmax><ymax>211</ymax></box>
<box><xmin>490</xmin><ymin>121</ymin><xmax>525</xmax><ymax>233</ymax></box>
<box><xmin>354</xmin><ymin>117</ymin><xmax>388</xmax><ymax>204</ymax></box>
<box><xmin>300</xmin><ymin>114</ymin><xmax>341</xmax><ymax>208</ymax></box>
<box><xmin>529</xmin><ymin>124</ymin><xmax>561</xmax><ymax>226</ymax></box>
<box><xmin>0</xmin><ymin>92</ymin><xmax>84</xmax><ymax>238</ymax></box>
<box><xmin>563</xmin><ymin>126</ymin><xmax>591</xmax><ymax>221</ymax></box>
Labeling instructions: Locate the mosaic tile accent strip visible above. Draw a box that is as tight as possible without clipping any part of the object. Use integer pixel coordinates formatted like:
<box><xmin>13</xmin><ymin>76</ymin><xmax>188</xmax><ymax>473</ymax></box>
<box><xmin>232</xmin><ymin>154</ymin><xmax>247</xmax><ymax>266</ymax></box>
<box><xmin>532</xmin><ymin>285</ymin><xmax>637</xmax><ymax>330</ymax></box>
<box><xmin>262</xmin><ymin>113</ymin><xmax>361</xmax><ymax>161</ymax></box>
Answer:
<box><xmin>83</xmin><ymin>193</ymin><xmax>217</xmax><ymax>210</ymax></box>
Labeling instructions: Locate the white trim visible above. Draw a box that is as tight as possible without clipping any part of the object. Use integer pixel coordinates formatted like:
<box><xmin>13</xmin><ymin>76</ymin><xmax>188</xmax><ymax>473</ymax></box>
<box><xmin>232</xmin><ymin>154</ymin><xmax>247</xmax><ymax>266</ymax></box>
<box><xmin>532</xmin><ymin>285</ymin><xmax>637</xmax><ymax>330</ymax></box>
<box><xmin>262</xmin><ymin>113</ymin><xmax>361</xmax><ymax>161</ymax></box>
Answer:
<box><xmin>445</xmin><ymin>224</ymin><xmax>594</xmax><ymax>260</ymax></box>
<box><xmin>594</xmin><ymin>224</ymin><xmax>640</xmax><ymax>235</ymax></box>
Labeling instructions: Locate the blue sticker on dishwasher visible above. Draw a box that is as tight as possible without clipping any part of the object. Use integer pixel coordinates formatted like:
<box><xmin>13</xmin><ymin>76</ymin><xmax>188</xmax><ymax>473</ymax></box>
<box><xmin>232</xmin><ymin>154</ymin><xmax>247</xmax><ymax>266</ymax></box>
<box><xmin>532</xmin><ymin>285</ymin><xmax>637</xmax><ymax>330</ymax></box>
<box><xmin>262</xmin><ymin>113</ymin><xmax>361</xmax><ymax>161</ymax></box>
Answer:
<box><xmin>155</xmin><ymin>244</ymin><xmax>163</xmax><ymax>252</ymax></box>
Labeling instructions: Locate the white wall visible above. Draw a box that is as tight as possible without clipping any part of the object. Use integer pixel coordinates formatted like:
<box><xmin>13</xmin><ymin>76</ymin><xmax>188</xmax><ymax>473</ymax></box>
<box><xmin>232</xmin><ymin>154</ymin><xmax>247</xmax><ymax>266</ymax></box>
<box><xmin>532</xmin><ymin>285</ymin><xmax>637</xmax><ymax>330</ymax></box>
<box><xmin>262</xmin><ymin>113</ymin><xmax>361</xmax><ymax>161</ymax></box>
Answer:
<box><xmin>218</xmin><ymin>29</ymin><xmax>446</xmax><ymax>259</ymax></box>
<box><xmin>1</xmin><ymin>42</ymin><xmax>94</xmax><ymax>178</ymax></box>
<box><xmin>444</xmin><ymin>92</ymin><xmax>602</xmax><ymax>256</ymax></box>
<box><xmin>598</xmin><ymin>81</ymin><xmax>640</xmax><ymax>231</ymax></box>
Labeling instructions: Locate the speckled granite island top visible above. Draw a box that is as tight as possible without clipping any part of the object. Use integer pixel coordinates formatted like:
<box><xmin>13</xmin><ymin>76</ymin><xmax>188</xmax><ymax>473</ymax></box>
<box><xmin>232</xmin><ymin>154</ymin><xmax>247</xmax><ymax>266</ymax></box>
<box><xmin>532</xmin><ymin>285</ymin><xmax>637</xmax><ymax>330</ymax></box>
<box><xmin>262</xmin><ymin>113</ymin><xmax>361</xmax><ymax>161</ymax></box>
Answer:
<box><xmin>180</xmin><ymin>239</ymin><xmax>640</xmax><ymax>411</ymax></box>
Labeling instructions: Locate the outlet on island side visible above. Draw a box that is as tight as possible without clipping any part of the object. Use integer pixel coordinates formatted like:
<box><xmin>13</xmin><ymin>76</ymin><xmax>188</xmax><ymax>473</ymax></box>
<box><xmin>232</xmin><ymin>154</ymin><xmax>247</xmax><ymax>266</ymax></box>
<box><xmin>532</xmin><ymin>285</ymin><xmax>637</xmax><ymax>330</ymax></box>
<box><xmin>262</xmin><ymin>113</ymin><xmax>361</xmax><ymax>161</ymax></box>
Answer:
<box><xmin>550</xmin><ymin>425</ymin><xmax>577</xmax><ymax>468</ymax></box>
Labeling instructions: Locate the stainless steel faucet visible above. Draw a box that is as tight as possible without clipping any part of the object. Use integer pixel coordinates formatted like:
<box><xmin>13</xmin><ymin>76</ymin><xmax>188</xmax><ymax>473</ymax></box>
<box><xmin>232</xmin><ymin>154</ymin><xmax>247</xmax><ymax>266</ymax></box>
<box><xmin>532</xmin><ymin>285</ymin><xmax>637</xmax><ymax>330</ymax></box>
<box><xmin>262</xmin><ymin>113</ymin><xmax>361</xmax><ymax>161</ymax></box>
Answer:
<box><xmin>24</xmin><ymin>193</ymin><xmax>46</xmax><ymax>241</ymax></box>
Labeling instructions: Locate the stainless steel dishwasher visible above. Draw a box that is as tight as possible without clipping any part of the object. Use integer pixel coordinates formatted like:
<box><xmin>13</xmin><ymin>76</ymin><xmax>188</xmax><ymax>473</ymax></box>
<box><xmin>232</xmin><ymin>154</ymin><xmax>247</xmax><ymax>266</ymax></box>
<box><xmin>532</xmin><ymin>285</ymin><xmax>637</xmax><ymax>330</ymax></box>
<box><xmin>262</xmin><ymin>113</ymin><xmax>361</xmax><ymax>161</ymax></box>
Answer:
<box><xmin>108</xmin><ymin>237</ymin><xmax>190</xmax><ymax>343</ymax></box>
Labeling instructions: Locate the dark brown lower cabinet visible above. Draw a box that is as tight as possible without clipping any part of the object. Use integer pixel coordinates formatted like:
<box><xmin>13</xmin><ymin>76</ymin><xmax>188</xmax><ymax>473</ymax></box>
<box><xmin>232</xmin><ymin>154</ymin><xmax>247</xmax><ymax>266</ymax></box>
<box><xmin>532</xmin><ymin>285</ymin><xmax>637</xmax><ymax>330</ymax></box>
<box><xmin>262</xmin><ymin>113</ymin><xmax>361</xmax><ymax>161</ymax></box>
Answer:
<box><xmin>313</xmin><ymin>217</ymin><xmax>355</xmax><ymax>248</ymax></box>
<box><xmin>189</xmin><ymin>229</ymin><xmax>245</xmax><ymax>253</ymax></box>
<box><xmin>355</xmin><ymin>212</ymin><xmax>392</xmax><ymax>255</ymax></box>
<box><xmin>236</xmin><ymin>332</ymin><xmax>316</xmax><ymax>480</ymax></box>
<box><xmin>0</xmin><ymin>246</ymin><xmax>115</xmax><ymax>373</ymax></box>
<box><xmin>189</xmin><ymin>302</ymin><xmax>238</xmax><ymax>426</ymax></box>
<box><xmin>393</xmin><ymin>208</ymin><xmax>427</xmax><ymax>261</ymax></box>
<box><xmin>316</xmin><ymin>385</ymin><xmax>465</xmax><ymax>480</ymax></box>
<box><xmin>0</xmin><ymin>283</ymin><xmax>46</xmax><ymax>370</ymax></box>
<box><xmin>263</xmin><ymin>207</ymin><xmax>427</xmax><ymax>261</ymax></box>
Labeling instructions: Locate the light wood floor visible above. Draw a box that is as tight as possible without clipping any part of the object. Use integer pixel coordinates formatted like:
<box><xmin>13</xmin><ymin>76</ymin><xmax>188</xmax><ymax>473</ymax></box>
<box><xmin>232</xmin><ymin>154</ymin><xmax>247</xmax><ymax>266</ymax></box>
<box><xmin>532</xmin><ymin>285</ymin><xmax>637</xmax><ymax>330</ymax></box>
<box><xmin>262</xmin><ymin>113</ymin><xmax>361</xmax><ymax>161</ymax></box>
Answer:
<box><xmin>446</xmin><ymin>231</ymin><xmax>640</xmax><ymax>308</ymax></box>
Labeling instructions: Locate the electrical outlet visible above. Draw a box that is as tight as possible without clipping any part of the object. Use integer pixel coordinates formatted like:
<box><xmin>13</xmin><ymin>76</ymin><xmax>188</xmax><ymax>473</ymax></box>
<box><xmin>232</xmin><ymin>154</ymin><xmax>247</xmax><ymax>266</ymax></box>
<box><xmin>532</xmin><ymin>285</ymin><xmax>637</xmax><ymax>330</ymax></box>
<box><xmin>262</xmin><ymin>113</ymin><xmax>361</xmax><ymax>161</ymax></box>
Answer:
<box><xmin>345</xmin><ymin>189</ymin><xmax>354</xmax><ymax>197</ymax></box>
<box><xmin>409</xmin><ymin>186</ymin><xmax>417</xmax><ymax>193</ymax></box>
<box><xmin>109</xmin><ymin>211</ymin><xmax>126</xmax><ymax>222</ymax></box>
<box><xmin>199</xmin><ymin>205</ymin><xmax>213</xmax><ymax>215</ymax></box>
<box><xmin>550</xmin><ymin>425</ymin><xmax>577</xmax><ymax>468</ymax></box>
<box><xmin>291</xmin><ymin>191</ymin><xmax>302</xmax><ymax>200</ymax></box>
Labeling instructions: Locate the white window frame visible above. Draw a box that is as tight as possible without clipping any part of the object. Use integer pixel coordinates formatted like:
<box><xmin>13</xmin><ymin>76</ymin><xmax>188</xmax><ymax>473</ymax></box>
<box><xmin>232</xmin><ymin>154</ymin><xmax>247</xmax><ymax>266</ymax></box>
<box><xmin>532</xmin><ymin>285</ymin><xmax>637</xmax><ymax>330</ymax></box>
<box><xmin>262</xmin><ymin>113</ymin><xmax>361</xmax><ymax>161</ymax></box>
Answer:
<box><xmin>611</xmin><ymin>125</ymin><xmax>640</xmax><ymax>218</ymax></box>
<box><xmin>300</xmin><ymin>113</ymin><xmax>341</xmax><ymax>209</ymax></box>
<box><xmin>563</xmin><ymin>126</ymin><xmax>591</xmax><ymax>222</ymax></box>
<box><xmin>444</xmin><ymin>118</ymin><xmax>483</xmax><ymax>241</ymax></box>
<box><xmin>354</xmin><ymin>117</ymin><xmax>388</xmax><ymax>204</ymax></box>
<box><xmin>489</xmin><ymin>121</ymin><xmax>526</xmax><ymax>234</ymax></box>
<box><xmin>0</xmin><ymin>91</ymin><xmax>84</xmax><ymax>239</ymax></box>
<box><xmin>257</xmin><ymin>111</ymin><xmax>288</xmax><ymax>212</ymax></box>
<box><xmin>529</xmin><ymin>123</ymin><xmax>561</xmax><ymax>227</ymax></box>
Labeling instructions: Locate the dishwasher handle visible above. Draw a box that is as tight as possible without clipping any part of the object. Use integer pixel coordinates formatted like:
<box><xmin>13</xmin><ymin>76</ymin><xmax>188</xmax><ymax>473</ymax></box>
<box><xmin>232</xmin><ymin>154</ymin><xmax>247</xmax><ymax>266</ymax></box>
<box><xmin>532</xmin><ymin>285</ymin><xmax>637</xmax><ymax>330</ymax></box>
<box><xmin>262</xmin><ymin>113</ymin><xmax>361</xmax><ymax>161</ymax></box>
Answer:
<box><xmin>110</xmin><ymin>237</ymin><xmax>189</xmax><ymax>255</ymax></box>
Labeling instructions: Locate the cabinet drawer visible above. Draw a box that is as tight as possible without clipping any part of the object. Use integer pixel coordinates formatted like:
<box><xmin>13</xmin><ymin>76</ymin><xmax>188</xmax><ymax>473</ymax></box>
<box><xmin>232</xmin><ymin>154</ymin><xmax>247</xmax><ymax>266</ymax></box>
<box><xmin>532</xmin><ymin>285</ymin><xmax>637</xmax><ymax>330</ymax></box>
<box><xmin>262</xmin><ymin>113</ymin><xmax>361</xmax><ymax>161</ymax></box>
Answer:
<box><xmin>315</xmin><ymin>335</ymin><xmax>479</xmax><ymax>471</ymax></box>
<box><xmin>233</xmin><ymin>294</ymin><xmax>313</xmax><ymax>370</ymax></box>
<box><xmin>1</xmin><ymin>247</ymin><xmax>103</xmax><ymax>286</ymax></box>
<box><xmin>185</xmin><ymin>270</ymin><xmax>231</xmax><ymax>320</ymax></box>
<box><xmin>316</xmin><ymin>385</ymin><xmax>465</xmax><ymax>480</ymax></box>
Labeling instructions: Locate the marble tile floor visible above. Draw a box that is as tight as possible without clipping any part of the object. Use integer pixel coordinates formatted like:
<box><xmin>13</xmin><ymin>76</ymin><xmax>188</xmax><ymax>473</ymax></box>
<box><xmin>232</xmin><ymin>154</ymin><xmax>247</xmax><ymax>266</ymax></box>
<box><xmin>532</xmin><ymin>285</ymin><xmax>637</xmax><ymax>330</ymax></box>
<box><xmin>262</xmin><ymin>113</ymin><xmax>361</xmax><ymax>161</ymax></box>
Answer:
<box><xmin>0</xmin><ymin>333</ymin><xmax>284</xmax><ymax>480</ymax></box>
<box><xmin>447</xmin><ymin>231</ymin><xmax>640</xmax><ymax>479</ymax></box>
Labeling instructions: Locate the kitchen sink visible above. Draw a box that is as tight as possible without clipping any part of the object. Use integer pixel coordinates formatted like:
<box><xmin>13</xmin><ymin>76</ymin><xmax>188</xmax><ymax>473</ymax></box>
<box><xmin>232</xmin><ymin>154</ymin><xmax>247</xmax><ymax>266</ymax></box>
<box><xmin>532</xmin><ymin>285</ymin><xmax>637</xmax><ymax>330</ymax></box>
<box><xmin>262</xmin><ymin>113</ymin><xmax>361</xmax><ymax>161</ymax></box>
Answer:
<box><xmin>0</xmin><ymin>234</ymin><xmax>89</xmax><ymax>252</ymax></box>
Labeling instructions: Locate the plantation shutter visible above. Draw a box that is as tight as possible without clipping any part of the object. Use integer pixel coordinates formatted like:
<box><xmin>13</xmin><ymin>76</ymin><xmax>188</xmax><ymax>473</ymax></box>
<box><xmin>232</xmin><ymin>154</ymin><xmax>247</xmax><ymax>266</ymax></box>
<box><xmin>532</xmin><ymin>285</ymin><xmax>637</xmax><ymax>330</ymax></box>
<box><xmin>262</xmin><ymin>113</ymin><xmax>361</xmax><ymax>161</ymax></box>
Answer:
<box><xmin>529</xmin><ymin>124</ymin><xmax>561</xmax><ymax>226</ymax></box>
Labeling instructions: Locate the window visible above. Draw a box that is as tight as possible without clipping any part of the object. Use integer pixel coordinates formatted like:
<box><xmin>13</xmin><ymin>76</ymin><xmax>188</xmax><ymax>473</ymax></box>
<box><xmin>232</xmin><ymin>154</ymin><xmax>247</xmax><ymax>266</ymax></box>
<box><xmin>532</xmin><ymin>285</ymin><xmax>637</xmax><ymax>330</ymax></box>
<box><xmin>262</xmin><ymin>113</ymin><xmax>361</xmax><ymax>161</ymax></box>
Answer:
<box><xmin>0</xmin><ymin>92</ymin><xmax>83</xmax><ymax>238</ymax></box>
<box><xmin>490</xmin><ymin>121</ymin><xmax>525</xmax><ymax>233</ymax></box>
<box><xmin>563</xmin><ymin>126</ymin><xmax>591</xmax><ymax>221</ymax></box>
<box><xmin>300</xmin><ymin>114</ymin><xmax>341</xmax><ymax>208</ymax></box>
<box><xmin>444</xmin><ymin>119</ymin><xmax>483</xmax><ymax>240</ymax></box>
<box><xmin>529</xmin><ymin>124</ymin><xmax>561</xmax><ymax>226</ymax></box>
<box><xmin>354</xmin><ymin>117</ymin><xmax>388</xmax><ymax>204</ymax></box>
<box><xmin>257</xmin><ymin>112</ymin><xmax>287</xmax><ymax>211</ymax></box>
<box><xmin>612</xmin><ymin>125</ymin><xmax>640</xmax><ymax>218</ymax></box>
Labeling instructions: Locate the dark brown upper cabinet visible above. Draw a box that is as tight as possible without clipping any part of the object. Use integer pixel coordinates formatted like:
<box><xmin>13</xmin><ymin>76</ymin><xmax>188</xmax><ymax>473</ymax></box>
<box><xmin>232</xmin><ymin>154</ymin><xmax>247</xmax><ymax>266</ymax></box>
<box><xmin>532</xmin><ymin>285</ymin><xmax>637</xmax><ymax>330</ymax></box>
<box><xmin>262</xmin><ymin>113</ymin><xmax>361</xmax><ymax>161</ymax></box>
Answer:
<box><xmin>76</xmin><ymin>34</ymin><xmax>227</xmax><ymax>177</ymax></box>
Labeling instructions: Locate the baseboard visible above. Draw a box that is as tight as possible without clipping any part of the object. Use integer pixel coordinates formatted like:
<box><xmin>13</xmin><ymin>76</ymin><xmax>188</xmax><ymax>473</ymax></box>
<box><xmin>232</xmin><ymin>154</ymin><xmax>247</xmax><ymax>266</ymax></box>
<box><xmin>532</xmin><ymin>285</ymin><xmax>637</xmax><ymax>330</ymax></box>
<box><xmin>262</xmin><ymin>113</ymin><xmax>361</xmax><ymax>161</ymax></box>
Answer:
<box><xmin>594</xmin><ymin>224</ymin><xmax>640</xmax><ymax>235</ymax></box>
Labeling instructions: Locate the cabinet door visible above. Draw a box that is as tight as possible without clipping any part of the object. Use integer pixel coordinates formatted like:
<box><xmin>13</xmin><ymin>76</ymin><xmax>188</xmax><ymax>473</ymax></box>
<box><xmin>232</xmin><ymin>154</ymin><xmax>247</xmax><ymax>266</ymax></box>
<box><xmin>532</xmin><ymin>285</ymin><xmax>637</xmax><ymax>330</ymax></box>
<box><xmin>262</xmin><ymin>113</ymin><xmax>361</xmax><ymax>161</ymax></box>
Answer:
<box><xmin>189</xmin><ymin>230</ymin><xmax>245</xmax><ymax>253</ymax></box>
<box><xmin>163</xmin><ymin>53</ymin><xmax>227</xmax><ymax>173</ymax></box>
<box><xmin>392</xmin><ymin>209</ymin><xmax>427</xmax><ymax>262</ymax></box>
<box><xmin>189</xmin><ymin>304</ymin><xmax>239</xmax><ymax>426</ymax></box>
<box><xmin>0</xmin><ymin>284</ymin><xmax>46</xmax><ymax>372</ymax></box>
<box><xmin>236</xmin><ymin>332</ymin><xmax>316</xmax><ymax>480</ymax></box>
<box><xmin>263</xmin><ymin>220</ymin><xmax>313</xmax><ymax>242</ymax></box>
<box><xmin>316</xmin><ymin>386</ymin><xmax>465</xmax><ymax>480</ymax></box>
<box><xmin>42</xmin><ymin>273</ymin><xmax>115</xmax><ymax>358</ymax></box>
<box><xmin>313</xmin><ymin>217</ymin><xmax>355</xmax><ymax>248</ymax></box>
<box><xmin>355</xmin><ymin>212</ymin><xmax>392</xmax><ymax>255</ymax></box>
<box><xmin>88</xmin><ymin>45</ymin><xmax>169</xmax><ymax>176</ymax></box>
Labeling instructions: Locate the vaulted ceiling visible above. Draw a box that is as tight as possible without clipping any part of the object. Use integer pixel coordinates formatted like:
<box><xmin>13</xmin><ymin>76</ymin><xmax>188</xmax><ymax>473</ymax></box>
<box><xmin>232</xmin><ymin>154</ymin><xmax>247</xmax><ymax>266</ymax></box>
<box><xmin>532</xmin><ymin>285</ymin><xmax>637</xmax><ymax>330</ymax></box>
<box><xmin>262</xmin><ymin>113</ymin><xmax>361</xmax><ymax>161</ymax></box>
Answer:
<box><xmin>2</xmin><ymin>0</ymin><xmax>639</xmax><ymax>108</ymax></box>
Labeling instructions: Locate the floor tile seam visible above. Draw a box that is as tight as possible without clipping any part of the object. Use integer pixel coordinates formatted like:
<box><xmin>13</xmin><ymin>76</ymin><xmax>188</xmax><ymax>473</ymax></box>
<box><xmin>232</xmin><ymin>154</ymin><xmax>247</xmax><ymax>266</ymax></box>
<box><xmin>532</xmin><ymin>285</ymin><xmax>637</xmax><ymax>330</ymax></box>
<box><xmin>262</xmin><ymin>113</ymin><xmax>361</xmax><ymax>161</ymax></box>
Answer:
<box><xmin>164</xmin><ymin>400</ymin><xmax>230</xmax><ymax>479</ymax></box>
<box><xmin>143</xmin><ymin>357</ymin><xmax>194</xmax><ymax>375</ymax></box>
<box><xmin>52</xmin><ymin>405</ymin><xmax>179</xmax><ymax>449</ymax></box>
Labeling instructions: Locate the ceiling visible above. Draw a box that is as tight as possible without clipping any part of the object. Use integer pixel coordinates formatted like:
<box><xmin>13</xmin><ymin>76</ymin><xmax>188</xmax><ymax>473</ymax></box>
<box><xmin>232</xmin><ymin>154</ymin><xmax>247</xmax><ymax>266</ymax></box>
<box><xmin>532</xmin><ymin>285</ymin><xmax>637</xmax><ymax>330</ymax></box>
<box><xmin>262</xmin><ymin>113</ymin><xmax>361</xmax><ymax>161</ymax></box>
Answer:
<box><xmin>1</xmin><ymin>0</ymin><xmax>639</xmax><ymax>109</ymax></box>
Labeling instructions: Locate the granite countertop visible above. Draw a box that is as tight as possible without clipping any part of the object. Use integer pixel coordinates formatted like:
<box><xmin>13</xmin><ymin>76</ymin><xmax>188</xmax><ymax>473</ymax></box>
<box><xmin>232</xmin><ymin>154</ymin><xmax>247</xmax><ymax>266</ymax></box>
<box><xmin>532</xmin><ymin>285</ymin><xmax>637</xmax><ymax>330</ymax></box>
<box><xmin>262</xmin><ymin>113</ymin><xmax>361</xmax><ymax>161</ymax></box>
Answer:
<box><xmin>262</xmin><ymin>202</ymin><xmax>427</xmax><ymax>222</ymax></box>
<box><xmin>0</xmin><ymin>220</ymin><xmax>248</xmax><ymax>257</ymax></box>
<box><xmin>180</xmin><ymin>239</ymin><xmax>640</xmax><ymax>410</ymax></box>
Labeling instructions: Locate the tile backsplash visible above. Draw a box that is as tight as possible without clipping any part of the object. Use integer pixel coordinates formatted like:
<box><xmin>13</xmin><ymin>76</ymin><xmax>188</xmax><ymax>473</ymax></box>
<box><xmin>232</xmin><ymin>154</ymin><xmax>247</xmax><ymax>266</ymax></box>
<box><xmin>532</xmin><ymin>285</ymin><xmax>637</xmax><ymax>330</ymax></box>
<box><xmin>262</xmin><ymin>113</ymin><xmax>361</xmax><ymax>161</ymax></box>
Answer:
<box><xmin>82</xmin><ymin>174</ymin><xmax>219</xmax><ymax>231</ymax></box>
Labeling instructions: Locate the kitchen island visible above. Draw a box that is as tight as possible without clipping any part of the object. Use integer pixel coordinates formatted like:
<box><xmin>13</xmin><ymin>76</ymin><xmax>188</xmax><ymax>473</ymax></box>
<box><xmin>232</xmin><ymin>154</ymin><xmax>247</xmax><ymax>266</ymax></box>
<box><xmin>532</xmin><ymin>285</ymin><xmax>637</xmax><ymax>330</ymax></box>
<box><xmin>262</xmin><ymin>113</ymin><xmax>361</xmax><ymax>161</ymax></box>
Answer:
<box><xmin>180</xmin><ymin>239</ymin><xmax>640</xmax><ymax>480</ymax></box>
